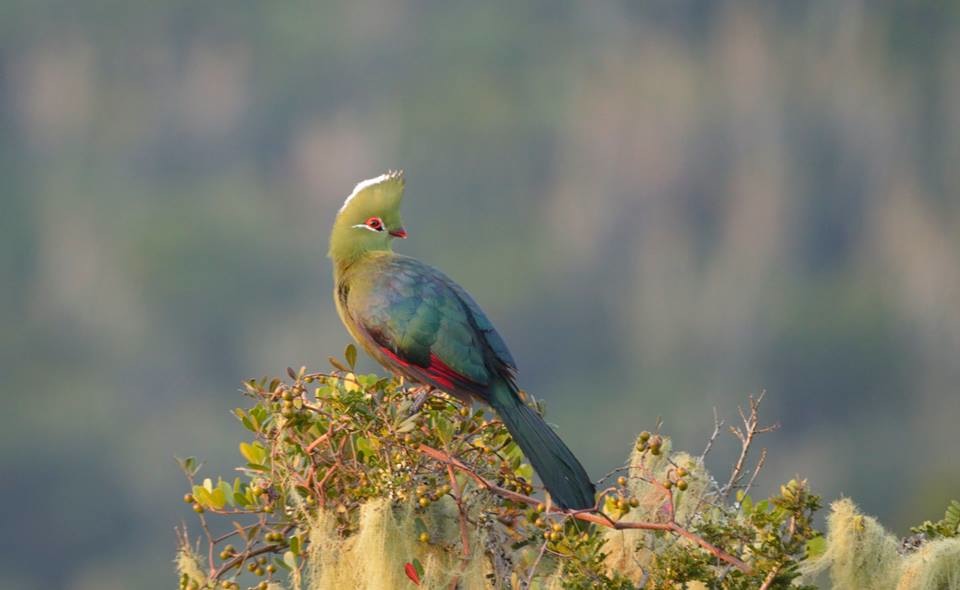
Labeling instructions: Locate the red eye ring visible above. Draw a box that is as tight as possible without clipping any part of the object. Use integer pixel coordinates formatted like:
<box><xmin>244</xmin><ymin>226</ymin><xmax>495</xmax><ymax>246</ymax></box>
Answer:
<box><xmin>366</xmin><ymin>217</ymin><xmax>384</xmax><ymax>231</ymax></box>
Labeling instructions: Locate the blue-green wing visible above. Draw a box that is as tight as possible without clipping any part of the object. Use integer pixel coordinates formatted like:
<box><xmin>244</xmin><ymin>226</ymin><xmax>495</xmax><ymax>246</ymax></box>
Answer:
<box><xmin>345</xmin><ymin>256</ymin><xmax>516</xmax><ymax>391</ymax></box>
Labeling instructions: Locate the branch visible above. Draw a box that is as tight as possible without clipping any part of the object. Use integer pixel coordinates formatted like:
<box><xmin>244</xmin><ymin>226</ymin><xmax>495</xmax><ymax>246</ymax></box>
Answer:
<box><xmin>417</xmin><ymin>444</ymin><xmax>751</xmax><ymax>574</ymax></box>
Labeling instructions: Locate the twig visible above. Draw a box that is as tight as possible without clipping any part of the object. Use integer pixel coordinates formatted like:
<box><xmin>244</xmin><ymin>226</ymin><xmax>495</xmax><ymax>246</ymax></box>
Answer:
<box><xmin>523</xmin><ymin>540</ymin><xmax>549</xmax><ymax>589</ymax></box>
<box><xmin>721</xmin><ymin>392</ymin><xmax>778</xmax><ymax>499</ymax></box>
<box><xmin>447</xmin><ymin>464</ymin><xmax>471</xmax><ymax>559</ymax></box>
<box><xmin>741</xmin><ymin>447</ymin><xmax>767</xmax><ymax>504</ymax></box>
<box><xmin>212</xmin><ymin>543</ymin><xmax>284</xmax><ymax>580</ymax></box>
<box><xmin>699</xmin><ymin>407</ymin><xmax>724</xmax><ymax>463</ymax></box>
<box><xmin>759</xmin><ymin>564</ymin><xmax>781</xmax><ymax>590</ymax></box>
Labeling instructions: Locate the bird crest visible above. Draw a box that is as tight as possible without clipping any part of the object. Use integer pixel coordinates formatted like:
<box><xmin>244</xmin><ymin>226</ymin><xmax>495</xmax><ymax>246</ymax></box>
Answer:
<box><xmin>338</xmin><ymin>169</ymin><xmax>405</xmax><ymax>217</ymax></box>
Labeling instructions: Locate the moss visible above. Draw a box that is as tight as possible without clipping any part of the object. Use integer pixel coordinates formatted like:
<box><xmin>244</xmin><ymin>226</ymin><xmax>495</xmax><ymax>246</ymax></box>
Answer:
<box><xmin>802</xmin><ymin>498</ymin><xmax>900</xmax><ymax>589</ymax></box>
<box><xmin>304</xmin><ymin>497</ymin><xmax>489</xmax><ymax>590</ymax></box>
<box><xmin>175</xmin><ymin>545</ymin><xmax>210</xmax><ymax>588</ymax></box>
<box><xmin>896</xmin><ymin>537</ymin><xmax>960</xmax><ymax>590</ymax></box>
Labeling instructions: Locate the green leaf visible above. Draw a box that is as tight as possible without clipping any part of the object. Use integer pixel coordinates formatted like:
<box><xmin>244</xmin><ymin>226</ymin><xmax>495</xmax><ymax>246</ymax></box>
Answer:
<box><xmin>355</xmin><ymin>436</ymin><xmax>374</xmax><ymax>458</ymax></box>
<box><xmin>192</xmin><ymin>485</ymin><xmax>213</xmax><ymax>507</ymax></box>
<box><xmin>412</xmin><ymin>558</ymin><xmax>424</xmax><ymax>578</ymax></box>
<box><xmin>240</xmin><ymin>441</ymin><xmax>267</xmax><ymax>465</ymax></box>
<box><xmin>289</xmin><ymin>536</ymin><xmax>300</xmax><ymax>555</ymax></box>
<box><xmin>806</xmin><ymin>535</ymin><xmax>827</xmax><ymax>559</ymax></box>
<box><xmin>176</xmin><ymin>456</ymin><xmax>199</xmax><ymax>476</ymax></box>
<box><xmin>234</xmin><ymin>409</ymin><xmax>256</xmax><ymax>432</ymax></box>
<box><xmin>218</xmin><ymin>480</ymin><xmax>233</xmax><ymax>507</ymax></box>
<box><xmin>396</xmin><ymin>415</ymin><xmax>418</xmax><ymax>433</ymax></box>
<box><xmin>345</xmin><ymin>344</ymin><xmax>358</xmax><ymax>370</ymax></box>
<box><xmin>251</xmin><ymin>405</ymin><xmax>268</xmax><ymax>427</ymax></box>
<box><xmin>210</xmin><ymin>486</ymin><xmax>227</xmax><ymax>509</ymax></box>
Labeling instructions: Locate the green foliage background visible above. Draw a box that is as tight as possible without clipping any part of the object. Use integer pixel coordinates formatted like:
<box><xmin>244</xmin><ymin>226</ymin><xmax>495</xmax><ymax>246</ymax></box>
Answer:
<box><xmin>2</xmin><ymin>2</ymin><xmax>960</xmax><ymax>589</ymax></box>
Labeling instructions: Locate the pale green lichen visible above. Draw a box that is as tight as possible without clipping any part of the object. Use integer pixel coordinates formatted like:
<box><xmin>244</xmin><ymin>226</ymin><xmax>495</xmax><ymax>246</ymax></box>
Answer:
<box><xmin>175</xmin><ymin>544</ymin><xmax>211</xmax><ymax>588</ymax></box>
<box><xmin>304</xmin><ymin>497</ymin><xmax>489</xmax><ymax>590</ymax></box>
<box><xmin>896</xmin><ymin>537</ymin><xmax>960</xmax><ymax>590</ymax></box>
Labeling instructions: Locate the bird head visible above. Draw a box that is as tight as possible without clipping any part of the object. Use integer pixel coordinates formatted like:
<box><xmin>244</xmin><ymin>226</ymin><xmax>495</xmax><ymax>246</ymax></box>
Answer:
<box><xmin>329</xmin><ymin>170</ymin><xmax>407</xmax><ymax>267</ymax></box>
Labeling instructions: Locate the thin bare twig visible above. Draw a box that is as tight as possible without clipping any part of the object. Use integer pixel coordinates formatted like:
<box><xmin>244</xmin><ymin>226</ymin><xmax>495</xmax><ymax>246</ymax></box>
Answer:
<box><xmin>721</xmin><ymin>392</ymin><xmax>778</xmax><ymax>500</ymax></box>
<box><xmin>699</xmin><ymin>407</ymin><xmax>724</xmax><ymax>463</ymax></box>
<box><xmin>523</xmin><ymin>540</ymin><xmax>550</xmax><ymax>589</ymax></box>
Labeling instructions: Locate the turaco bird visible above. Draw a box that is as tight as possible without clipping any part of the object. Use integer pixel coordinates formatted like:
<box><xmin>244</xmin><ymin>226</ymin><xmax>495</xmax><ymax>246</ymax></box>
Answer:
<box><xmin>328</xmin><ymin>171</ymin><xmax>596</xmax><ymax>510</ymax></box>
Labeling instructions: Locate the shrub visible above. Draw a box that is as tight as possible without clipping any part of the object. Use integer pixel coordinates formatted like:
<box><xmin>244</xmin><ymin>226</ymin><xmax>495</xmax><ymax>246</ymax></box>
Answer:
<box><xmin>172</xmin><ymin>348</ymin><xmax>957</xmax><ymax>589</ymax></box>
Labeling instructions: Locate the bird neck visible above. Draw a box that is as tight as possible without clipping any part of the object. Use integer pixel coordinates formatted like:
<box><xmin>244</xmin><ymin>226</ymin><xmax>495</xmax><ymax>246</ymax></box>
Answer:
<box><xmin>331</xmin><ymin>243</ymin><xmax>394</xmax><ymax>281</ymax></box>
<box><xmin>329</xmin><ymin>227</ymin><xmax>392</xmax><ymax>278</ymax></box>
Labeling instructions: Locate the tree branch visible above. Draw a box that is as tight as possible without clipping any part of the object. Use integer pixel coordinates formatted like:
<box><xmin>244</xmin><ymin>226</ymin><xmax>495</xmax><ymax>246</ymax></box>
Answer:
<box><xmin>417</xmin><ymin>444</ymin><xmax>751</xmax><ymax>574</ymax></box>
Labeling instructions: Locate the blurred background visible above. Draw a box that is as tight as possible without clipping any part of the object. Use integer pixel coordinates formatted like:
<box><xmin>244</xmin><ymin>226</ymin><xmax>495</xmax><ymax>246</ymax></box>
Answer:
<box><xmin>2</xmin><ymin>1</ymin><xmax>959</xmax><ymax>588</ymax></box>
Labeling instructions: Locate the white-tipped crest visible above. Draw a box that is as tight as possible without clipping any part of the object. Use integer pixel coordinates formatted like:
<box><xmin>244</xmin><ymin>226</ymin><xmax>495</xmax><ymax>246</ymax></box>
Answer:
<box><xmin>339</xmin><ymin>170</ymin><xmax>404</xmax><ymax>213</ymax></box>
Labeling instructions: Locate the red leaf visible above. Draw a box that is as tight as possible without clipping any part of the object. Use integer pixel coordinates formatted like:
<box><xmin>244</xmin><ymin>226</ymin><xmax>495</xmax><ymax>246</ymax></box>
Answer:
<box><xmin>404</xmin><ymin>562</ymin><xmax>421</xmax><ymax>586</ymax></box>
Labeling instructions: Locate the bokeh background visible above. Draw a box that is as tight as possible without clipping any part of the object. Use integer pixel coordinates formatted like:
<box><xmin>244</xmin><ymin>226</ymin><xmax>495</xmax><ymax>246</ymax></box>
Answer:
<box><xmin>2</xmin><ymin>2</ymin><xmax>959</xmax><ymax>588</ymax></box>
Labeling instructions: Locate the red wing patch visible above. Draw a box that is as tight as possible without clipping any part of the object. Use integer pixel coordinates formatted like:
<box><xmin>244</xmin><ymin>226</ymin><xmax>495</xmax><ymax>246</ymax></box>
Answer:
<box><xmin>427</xmin><ymin>353</ymin><xmax>473</xmax><ymax>390</ymax></box>
<box><xmin>373</xmin><ymin>342</ymin><xmax>478</xmax><ymax>391</ymax></box>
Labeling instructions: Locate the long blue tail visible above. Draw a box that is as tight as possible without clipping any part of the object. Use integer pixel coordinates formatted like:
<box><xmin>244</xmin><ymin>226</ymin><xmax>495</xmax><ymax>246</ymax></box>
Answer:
<box><xmin>489</xmin><ymin>383</ymin><xmax>595</xmax><ymax>510</ymax></box>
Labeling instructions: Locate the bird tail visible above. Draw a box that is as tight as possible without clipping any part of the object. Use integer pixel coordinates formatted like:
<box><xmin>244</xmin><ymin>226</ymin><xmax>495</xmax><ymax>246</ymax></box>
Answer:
<box><xmin>488</xmin><ymin>383</ymin><xmax>595</xmax><ymax>510</ymax></box>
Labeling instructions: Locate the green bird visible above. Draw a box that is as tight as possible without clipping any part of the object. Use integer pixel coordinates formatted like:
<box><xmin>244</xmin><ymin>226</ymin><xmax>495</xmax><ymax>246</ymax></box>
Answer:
<box><xmin>328</xmin><ymin>170</ymin><xmax>596</xmax><ymax>510</ymax></box>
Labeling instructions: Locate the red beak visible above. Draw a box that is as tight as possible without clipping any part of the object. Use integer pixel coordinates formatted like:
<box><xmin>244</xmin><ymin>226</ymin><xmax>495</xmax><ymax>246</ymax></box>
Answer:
<box><xmin>389</xmin><ymin>228</ymin><xmax>407</xmax><ymax>239</ymax></box>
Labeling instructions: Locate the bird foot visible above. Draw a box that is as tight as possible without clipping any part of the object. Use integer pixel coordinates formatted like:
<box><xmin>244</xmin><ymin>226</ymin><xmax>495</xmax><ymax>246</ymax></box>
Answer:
<box><xmin>408</xmin><ymin>385</ymin><xmax>434</xmax><ymax>415</ymax></box>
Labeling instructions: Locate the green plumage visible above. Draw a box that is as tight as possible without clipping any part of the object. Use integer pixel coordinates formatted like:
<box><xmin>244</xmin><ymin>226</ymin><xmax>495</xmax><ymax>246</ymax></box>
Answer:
<box><xmin>329</xmin><ymin>172</ymin><xmax>595</xmax><ymax>510</ymax></box>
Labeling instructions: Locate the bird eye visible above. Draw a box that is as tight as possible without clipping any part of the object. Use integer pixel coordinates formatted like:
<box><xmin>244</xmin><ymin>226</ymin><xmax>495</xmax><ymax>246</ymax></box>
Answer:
<box><xmin>366</xmin><ymin>217</ymin><xmax>384</xmax><ymax>231</ymax></box>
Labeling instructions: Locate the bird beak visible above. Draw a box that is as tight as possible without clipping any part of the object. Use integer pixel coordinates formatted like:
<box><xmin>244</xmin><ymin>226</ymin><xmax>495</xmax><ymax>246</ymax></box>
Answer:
<box><xmin>389</xmin><ymin>228</ymin><xmax>408</xmax><ymax>239</ymax></box>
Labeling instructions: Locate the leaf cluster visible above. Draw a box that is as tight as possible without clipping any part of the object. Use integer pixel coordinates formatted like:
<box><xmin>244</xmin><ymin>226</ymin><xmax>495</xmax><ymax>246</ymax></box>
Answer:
<box><xmin>910</xmin><ymin>500</ymin><xmax>960</xmax><ymax>540</ymax></box>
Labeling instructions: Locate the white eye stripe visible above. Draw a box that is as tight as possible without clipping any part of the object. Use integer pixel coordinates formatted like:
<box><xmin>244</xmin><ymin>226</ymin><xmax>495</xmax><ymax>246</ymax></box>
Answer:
<box><xmin>351</xmin><ymin>223</ymin><xmax>382</xmax><ymax>233</ymax></box>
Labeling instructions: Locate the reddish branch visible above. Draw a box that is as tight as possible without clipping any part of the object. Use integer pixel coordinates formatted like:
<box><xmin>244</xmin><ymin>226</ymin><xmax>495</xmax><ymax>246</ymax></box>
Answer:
<box><xmin>417</xmin><ymin>444</ymin><xmax>752</xmax><ymax>575</ymax></box>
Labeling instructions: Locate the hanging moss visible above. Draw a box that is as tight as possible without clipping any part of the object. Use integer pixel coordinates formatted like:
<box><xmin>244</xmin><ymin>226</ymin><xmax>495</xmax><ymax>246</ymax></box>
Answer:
<box><xmin>176</xmin><ymin>544</ymin><xmax>212</xmax><ymax>589</ymax></box>
<box><xmin>303</xmin><ymin>497</ymin><xmax>490</xmax><ymax>590</ymax></box>
<box><xmin>801</xmin><ymin>499</ymin><xmax>900</xmax><ymax>589</ymax></box>
<box><xmin>896</xmin><ymin>537</ymin><xmax>960</xmax><ymax>590</ymax></box>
